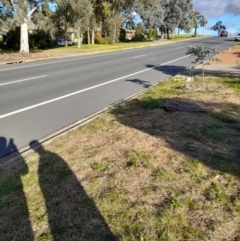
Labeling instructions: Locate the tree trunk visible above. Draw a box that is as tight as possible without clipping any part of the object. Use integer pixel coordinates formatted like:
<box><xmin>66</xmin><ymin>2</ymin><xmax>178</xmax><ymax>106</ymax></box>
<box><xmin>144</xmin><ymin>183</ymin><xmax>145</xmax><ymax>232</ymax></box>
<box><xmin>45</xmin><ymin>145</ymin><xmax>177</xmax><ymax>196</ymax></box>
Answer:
<box><xmin>20</xmin><ymin>22</ymin><xmax>29</xmax><ymax>53</ymax></box>
<box><xmin>166</xmin><ymin>28</ymin><xmax>169</xmax><ymax>39</ymax></box>
<box><xmin>65</xmin><ymin>33</ymin><xmax>68</xmax><ymax>47</ymax></box>
<box><xmin>194</xmin><ymin>27</ymin><xmax>197</xmax><ymax>37</ymax></box>
<box><xmin>87</xmin><ymin>27</ymin><xmax>90</xmax><ymax>45</ymax></box>
<box><xmin>202</xmin><ymin>46</ymin><xmax>205</xmax><ymax>90</ymax></box>
<box><xmin>77</xmin><ymin>25</ymin><xmax>81</xmax><ymax>49</ymax></box>
<box><xmin>113</xmin><ymin>23</ymin><xmax>117</xmax><ymax>43</ymax></box>
<box><xmin>91</xmin><ymin>29</ymin><xmax>95</xmax><ymax>44</ymax></box>
<box><xmin>160</xmin><ymin>26</ymin><xmax>164</xmax><ymax>39</ymax></box>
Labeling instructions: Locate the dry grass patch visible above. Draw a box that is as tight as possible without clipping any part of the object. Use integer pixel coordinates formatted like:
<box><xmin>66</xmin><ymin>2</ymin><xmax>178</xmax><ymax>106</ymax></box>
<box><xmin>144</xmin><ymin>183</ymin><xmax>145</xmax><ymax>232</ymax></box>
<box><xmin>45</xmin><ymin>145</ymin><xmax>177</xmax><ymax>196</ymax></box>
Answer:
<box><xmin>0</xmin><ymin>76</ymin><xmax>240</xmax><ymax>241</ymax></box>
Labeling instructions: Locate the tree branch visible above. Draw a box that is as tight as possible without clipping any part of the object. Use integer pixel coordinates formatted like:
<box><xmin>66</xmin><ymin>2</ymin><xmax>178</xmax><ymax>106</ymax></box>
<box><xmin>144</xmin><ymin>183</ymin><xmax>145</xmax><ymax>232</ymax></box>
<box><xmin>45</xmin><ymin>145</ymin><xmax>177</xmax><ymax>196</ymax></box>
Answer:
<box><xmin>27</xmin><ymin>2</ymin><xmax>45</xmax><ymax>17</ymax></box>
<box><xmin>11</xmin><ymin>0</ymin><xmax>16</xmax><ymax>8</ymax></box>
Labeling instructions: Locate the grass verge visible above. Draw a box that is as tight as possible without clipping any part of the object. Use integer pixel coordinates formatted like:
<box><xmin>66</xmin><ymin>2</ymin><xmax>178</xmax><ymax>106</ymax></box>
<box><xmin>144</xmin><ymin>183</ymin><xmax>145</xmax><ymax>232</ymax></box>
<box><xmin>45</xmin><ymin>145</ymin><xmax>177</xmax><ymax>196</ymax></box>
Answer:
<box><xmin>0</xmin><ymin>75</ymin><xmax>240</xmax><ymax>241</ymax></box>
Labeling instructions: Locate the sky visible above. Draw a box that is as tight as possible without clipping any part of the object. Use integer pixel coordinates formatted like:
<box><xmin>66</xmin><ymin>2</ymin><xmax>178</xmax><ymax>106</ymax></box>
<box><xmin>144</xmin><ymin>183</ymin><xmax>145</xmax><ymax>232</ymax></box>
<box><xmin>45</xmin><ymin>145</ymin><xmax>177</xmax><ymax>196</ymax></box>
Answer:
<box><xmin>194</xmin><ymin>0</ymin><xmax>240</xmax><ymax>35</ymax></box>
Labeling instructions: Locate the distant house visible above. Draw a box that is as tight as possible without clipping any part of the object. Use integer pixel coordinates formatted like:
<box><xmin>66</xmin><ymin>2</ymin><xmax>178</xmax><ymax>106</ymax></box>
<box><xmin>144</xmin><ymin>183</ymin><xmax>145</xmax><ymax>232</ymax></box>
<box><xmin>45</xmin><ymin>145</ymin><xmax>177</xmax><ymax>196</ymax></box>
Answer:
<box><xmin>67</xmin><ymin>28</ymin><xmax>77</xmax><ymax>43</ymax></box>
<box><xmin>124</xmin><ymin>28</ymin><xmax>135</xmax><ymax>40</ymax></box>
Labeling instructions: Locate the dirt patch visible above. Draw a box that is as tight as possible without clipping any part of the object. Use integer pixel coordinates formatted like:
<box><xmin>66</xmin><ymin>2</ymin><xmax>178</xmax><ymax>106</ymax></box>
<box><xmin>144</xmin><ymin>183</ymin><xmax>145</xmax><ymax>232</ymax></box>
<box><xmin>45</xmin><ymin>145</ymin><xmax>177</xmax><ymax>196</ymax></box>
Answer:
<box><xmin>210</xmin><ymin>47</ymin><xmax>240</xmax><ymax>65</ymax></box>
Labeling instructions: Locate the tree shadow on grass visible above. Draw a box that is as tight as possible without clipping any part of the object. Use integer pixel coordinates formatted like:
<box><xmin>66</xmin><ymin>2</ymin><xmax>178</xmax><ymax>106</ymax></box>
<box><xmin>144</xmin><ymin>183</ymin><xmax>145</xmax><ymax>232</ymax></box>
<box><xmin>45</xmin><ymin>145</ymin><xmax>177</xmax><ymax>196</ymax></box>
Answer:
<box><xmin>111</xmin><ymin>97</ymin><xmax>240</xmax><ymax>178</ymax></box>
<box><xmin>30</xmin><ymin>141</ymin><xmax>117</xmax><ymax>241</ymax></box>
<box><xmin>146</xmin><ymin>64</ymin><xmax>188</xmax><ymax>76</ymax></box>
<box><xmin>0</xmin><ymin>137</ymin><xmax>34</xmax><ymax>241</ymax></box>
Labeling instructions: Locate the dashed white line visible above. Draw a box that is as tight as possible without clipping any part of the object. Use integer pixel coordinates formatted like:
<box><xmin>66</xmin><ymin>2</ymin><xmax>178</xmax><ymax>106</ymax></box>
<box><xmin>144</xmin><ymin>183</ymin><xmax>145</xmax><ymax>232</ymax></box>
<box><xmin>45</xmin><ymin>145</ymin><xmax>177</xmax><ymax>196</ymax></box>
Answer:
<box><xmin>214</xmin><ymin>43</ymin><xmax>225</xmax><ymax>48</ymax></box>
<box><xmin>0</xmin><ymin>75</ymin><xmax>47</xmax><ymax>86</ymax></box>
<box><xmin>0</xmin><ymin>55</ymin><xmax>190</xmax><ymax>119</ymax></box>
<box><xmin>132</xmin><ymin>55</ymin><xmax>147</xmax><ymax>59</ymax></box>
<box><xmin>175</xmin><ymin>47</ymin><xmax>185</xmax><ymax>49</ymax></box>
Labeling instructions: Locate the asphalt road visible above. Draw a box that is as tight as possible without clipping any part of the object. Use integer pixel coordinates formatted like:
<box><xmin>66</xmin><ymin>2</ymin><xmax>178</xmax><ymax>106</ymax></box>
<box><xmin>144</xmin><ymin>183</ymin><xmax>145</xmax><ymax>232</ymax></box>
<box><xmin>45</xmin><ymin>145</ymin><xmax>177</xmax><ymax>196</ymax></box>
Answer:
<box><xmin>0</xmin><ymin>36</ymin><xmax>236</xmax><ymax>158</ymax></box>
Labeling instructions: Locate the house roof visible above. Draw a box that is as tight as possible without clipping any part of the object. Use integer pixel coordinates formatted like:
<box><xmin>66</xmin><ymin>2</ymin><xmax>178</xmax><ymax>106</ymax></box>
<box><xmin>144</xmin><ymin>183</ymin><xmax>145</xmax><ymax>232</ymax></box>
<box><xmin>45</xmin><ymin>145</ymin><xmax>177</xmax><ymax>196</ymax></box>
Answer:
<box><xmin>121</xmin><ymin>28</ymin><xmax>135</xmax><ymax>33</ymax></box>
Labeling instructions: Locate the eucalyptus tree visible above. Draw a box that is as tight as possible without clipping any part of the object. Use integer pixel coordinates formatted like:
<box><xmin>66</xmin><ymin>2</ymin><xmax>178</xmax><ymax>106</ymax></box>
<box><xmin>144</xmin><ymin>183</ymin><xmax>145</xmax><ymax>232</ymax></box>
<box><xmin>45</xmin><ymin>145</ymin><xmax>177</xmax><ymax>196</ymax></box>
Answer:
<box><xmin>107</xmin><ymin>0</ymin><xmax>136</xmax><ymax>43</ymax></box>
<box><xmin>211</xmin><ymin>21</ymin><xmax>226</xmax><ymax>36</ymax></box>
<box><xmin>52</xmin><ymin>0</ymin><xmax>75</xmax><ymax>46</ymax></box>
<box><xmin>178</xmin><ymin>15</ymin><xmax>192</xmax><ymax>34</ymax></box>
<box><xmin>84</xmin><ymin>0</ymin><xmax>137</xmax><ymax>42</ymax></box>
<box><xmin>0</xmin><ymin>2</ymin><xmax>12</xmax><ymax>33</ymax></box>
<box><xmin>70</xmin><ymin>0</ymin><xmax>93</xmax><ymax>48</ymax></box>
<box><xmin>1</xmin><ymin>0</ymin><xmax>46</xmax><ymax>53</ymax></box>
<box><xmin>163</xmin><ymin>0</ymin><xmax>183</xmax><ymax>38</ymax></box>
<box><xmin>32</xmin><ymin>4</ymin><xmax>57</xmax><ymax>41</ymax></box>
<box><xmin>136</xmin><ymin>0</ymin><xmax>193</xmax><ymax>39</ymax></box>
<box><xmin>178</xmin><ymin>0</ymin><xmax>193</xmax><ymax>34</ymax></box>
<box><xmin>186</xmin><ymin>45</ymin><xmax>219</xmax><ymax>89</ymax></box>
<box><xmin>136</xmin><ymin>0</ymin><xmax>164</xmax><ymax>37</ymax></box>
<box><xmin>192</xmin><ymin>12</ymin><xmax>207</xmax><ymax>36</ymax></box>
<box><xmin>162</xmin><ymin>0</ymin><xmax>193</xmax><ymax>38</ymax></box>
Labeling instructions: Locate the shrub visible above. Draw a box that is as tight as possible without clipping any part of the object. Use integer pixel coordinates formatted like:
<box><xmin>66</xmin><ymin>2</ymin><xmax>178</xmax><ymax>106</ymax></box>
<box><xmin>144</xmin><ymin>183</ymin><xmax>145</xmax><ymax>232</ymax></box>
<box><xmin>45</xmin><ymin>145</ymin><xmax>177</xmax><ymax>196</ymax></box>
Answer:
<box><xmin>95</xmin><ymin>37</ymin><xmax>113</xmax><ymax>44</ymax></box>
<box><xmin>132</xmin><ymin>34</ymin><xmax>145</xmax><ymax>42</ymax></box>
<box><xmin>119</xmin><ymin>28</ymin><xmax>126</xmax><ymax>42</ymax></box>
<box><xmin>6</xmin><ymin>27</ymin><xmax>21</xmax><ymax>50</ymax></box>
<box><xmin>29</xmin><ymin>30</ymin><xmax>53</xmax><ymax>50</ymax></box>
<box><xmin>6</xmin><ymin>27</ymin><xmax>53</xmax><ymax>51</ymax></box>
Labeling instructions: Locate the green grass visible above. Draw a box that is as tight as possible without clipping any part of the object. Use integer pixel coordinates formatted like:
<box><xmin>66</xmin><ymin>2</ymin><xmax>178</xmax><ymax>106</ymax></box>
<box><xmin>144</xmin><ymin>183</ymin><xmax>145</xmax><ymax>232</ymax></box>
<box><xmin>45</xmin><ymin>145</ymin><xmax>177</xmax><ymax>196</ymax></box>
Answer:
<box><xmin>124</xmin><ymin>150</ymin><xmax>150</xmax><ymax>168</ymax></box>
<box><xmin>141</xmin><ymin>97</ymin><xmax>166</xmax><ymax>109</ymax></box>
<box><xmin>184</xmin><ymin>130</ymin><xmax>198</xmax><ymax>139</ymax></box>
<box><xmin>91</xmin><ymin>162</ymin><xmax>103</xmax><ymax>171</ymax></box>
<box><xmin>168</xmin><ymin>34</ymin><xmax>206</xmax><ymax>40</ymax></box>
<box><xmin>211</xmin><ymin>112</ymin><xmax>239</xmax><ymax>125</ymax></box>
<box><xmin>0</xmin><ymin>175</ymin><xmax>21</xmax><ymax>198</ymax></box>
<box><xmin>202</xmin><ymin>124</ymin><xmax>226</xmax><ymax>142</ymax></box>
<box><xmin>213</xmin><ymin>77</ymin><xmax>240</xmax><ymax>92</ymax></box>
<box><xmin>232</xmin><ymin>43</ymin><xmax>240</xmax><ymax>49</ymax></box>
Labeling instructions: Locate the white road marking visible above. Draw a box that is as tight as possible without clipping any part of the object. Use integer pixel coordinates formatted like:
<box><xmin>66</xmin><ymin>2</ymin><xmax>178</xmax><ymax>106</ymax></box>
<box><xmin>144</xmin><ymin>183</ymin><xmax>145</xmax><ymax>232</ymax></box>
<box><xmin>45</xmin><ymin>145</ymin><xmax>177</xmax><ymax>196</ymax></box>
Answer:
<box><xmin>148</xmin><ymin>58</ymin><xmax>157</xmax><ymax>61</ymax></box>
<box><xmin>175</xmin><ymin>47</ymin><xmax>185</xmax><ymax>49</ymax></box>
<box><xmin>0</xmin><ymin>55</ymin><xmax>190</xmax><ymax>119</ymax></box>
<box><xmin>0</xmin><ymin>75</ymin><xmax>47</xmax><ymax>86</ymax></box>
<box><xmin>132</xmin><ymin>55</ymin><xmax>146</xmax><ymax>59</ymax></box>
<box><xmin>214</xmin><ymin>43</ymin><xmax>225</xmax><ymax>48</ymax></box>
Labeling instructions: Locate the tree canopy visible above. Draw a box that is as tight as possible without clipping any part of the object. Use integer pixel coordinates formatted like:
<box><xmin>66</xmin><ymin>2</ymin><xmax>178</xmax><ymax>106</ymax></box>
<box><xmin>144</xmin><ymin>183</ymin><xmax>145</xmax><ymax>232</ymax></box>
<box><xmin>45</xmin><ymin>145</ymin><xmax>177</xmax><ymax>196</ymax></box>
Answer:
<box><xmin>211</xmin><ymin>21</ymin><xmax>226</xmax><ymax>35</ymax></box>
<box><xmin>0</xmin><ymin>0</ymin><xmax>208</xmax><ymax>52</ymax></box>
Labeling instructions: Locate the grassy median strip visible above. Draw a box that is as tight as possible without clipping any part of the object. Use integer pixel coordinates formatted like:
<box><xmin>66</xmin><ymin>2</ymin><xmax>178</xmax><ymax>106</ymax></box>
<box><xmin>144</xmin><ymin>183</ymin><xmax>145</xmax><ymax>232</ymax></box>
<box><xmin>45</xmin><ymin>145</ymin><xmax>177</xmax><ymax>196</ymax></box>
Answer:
<box><xmin>1</xmin><ymin>75</ymin><xmax>240</xmax><ymax>241</ymax></box>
